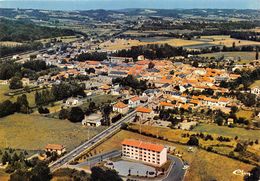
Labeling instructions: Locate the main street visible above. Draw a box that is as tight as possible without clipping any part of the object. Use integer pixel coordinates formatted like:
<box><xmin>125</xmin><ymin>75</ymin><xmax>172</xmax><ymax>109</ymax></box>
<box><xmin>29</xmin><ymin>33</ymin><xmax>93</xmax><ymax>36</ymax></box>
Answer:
<box><xmin>49</xmin><ymin>110</ymin><xmax>137</xmax><ymax>172</ymax></box>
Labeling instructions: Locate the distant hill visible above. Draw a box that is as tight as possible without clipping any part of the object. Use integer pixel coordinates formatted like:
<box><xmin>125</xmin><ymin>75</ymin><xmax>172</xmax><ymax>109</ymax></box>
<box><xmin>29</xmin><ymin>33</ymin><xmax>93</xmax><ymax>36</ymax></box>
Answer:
<box><xmin>0</xmin><ymin>18</ymin><xmax>76</xmax><ymax>42</ymax></box>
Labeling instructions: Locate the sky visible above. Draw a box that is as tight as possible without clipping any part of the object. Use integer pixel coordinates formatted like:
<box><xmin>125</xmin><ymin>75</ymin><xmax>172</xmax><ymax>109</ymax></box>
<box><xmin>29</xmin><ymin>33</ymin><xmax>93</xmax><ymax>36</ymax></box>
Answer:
<box><xmin>0</xmin><ymin>0</ymin><xmax>260</xmax><ymax>10</ymax></box>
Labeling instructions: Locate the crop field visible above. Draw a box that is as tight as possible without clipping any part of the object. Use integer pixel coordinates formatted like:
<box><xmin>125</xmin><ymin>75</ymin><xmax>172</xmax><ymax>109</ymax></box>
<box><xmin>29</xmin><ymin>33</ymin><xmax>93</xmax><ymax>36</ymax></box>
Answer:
<box><xmin>87</xmin><ymin>130</ymin><xmax>253</xmax><ymax>181</ymax></box>
<box><xmin>0</xmin><ymin>114</ymin><xmax>106</xmax><ymax>151</ymax></box>
<box><xmin>193</xmin><ymin>123</ymin><xmax>260</xmax><ymax>140</ymax></box>
<box><xmin>100</xmin><ymin>38</ymin><xmax>205</xmax><ymax>51</ymax></box>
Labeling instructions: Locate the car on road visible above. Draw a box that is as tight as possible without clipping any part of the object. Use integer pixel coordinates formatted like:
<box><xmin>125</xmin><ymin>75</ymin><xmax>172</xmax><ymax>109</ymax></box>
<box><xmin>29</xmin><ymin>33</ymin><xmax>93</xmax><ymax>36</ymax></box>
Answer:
<box><xmin>183</xmin><ymin>165</ymin><xmax>189</xmax><ymax>170</ymax></box>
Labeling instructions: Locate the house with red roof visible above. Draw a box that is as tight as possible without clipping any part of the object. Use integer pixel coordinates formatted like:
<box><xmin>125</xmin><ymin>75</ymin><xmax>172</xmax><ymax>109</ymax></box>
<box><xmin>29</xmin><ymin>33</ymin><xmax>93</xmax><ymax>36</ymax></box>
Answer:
<box><xmin>45</xmin><ymin>144</ymin><xmax>66</xmax><ymax>155</ymax></box>
<box><xmin>128</xmin><ymin>96</ymin><xmax>141</xmax><ymax>108</ymax></box>
<box><xmin>113</xmin><ymin>102</ymin><xmax>129</xmax><ymax>114</ymax></box>
<box><xmin>136</xmin><ymin>106</ymin><xmax>153</xmax><ymax>121</ymax></box>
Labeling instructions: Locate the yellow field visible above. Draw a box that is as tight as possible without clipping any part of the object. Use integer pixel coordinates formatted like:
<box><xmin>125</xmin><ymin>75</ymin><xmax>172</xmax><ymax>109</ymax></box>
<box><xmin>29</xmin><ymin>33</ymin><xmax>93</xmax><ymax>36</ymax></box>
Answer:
<box><xmin>250</xmin><ymin>80</ymin><xmax>260</xmax><ymax>88</ymax></box>
<box><xmin>236</xmin><ymin>110</ymin><xmax>254</xmax><ymax>120</ymax></box>
<box><xmin>211</xmin><ymin>37</ymin><xmax>260</xmax><ymax>47</ymax></box>
<box><xmin>0</xmin><ymin>114</ymin><xmax>105</xmax><ymax>151</ymax></box>
<box><xmin>0</xmin><ymin>41</ymin><xmax>22</xmax><ymax>47</ymax></box>
<box><xmin>100</xmin><ymin>38</ymin><xmax>204</xmax><ymax>51</ymax></box>
<box><xmin>89</xmin><ymin>130</ymin><xmax>253</xmax><ymax>181</ymax></box>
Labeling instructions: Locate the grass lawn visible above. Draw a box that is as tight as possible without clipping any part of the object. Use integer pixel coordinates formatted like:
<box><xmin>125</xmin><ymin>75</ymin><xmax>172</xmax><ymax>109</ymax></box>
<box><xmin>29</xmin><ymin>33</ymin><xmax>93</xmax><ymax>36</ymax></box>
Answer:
<box><xmin>87</xmin><ymin>130</ymin><xmax>253</xmax><ymax>181</ymax></box>
<box><xmin>236</xmin><ymin>110</ymin><xmax>254</xmax><ymax>120</ymax></box>
<box><xmin>199</xmin><ymin>51</ymin><xmax>257</xmax><ymax>61</ymax></box>
<box><xmin>0</xmin><ymin>113</ymin><xmax>106</xmax><ymax>151</ymax></box>
<box><xmin>193</xmin><ymin>123</ymin><xmax>260</xmax><ymax>140</ymax></box>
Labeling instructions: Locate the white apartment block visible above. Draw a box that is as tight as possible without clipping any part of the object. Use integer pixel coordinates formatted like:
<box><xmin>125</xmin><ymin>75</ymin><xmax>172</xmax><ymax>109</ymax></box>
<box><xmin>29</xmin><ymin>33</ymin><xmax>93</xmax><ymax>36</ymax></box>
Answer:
<box><xmin>121</xmin><ymin>139</ymin><xmax>167</xmax><ymax>167</ymax></box>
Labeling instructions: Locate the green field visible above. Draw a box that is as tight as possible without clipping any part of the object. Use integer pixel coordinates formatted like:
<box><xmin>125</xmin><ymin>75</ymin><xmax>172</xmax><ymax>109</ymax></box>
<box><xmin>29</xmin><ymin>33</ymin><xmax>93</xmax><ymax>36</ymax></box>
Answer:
<box><xmin>0</xmin><ymin>84</ymin><xmax>36</xmax><ymax>106</ymax></box>
<box><xmin>199</xmin><ymin>51</ymin><xmax>256</xmax><ymax>61</ymax></box>
<box><xmin>0</xmin><ymin>114</ymin><xmax>106</xmax><ymax>151</ymax></box>
<box><xmin>193</xmin><ymin>123</ymin><xmax>260</xmax><ymax>140</ymax></box>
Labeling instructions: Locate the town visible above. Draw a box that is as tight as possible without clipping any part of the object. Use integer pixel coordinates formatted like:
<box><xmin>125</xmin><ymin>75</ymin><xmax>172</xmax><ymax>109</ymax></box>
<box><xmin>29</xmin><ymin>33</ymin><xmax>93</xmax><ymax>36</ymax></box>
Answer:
<box><xmin>0</xmin><ymin>6</ymin><xmax>259</xmax><ymax>181</ymax></box>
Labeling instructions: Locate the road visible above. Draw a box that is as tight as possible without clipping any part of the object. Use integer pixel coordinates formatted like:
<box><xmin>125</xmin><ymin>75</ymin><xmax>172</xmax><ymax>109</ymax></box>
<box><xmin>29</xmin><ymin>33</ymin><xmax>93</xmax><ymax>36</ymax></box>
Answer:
<box><xmin>49</xmin><ymin>110</ymin><xmax>137</xmax><ymax>172</ymax></box>
<box><xmin>163</xmin><ymin>155</ymin><xmax>186</xmax><ymax>181</ymax></box>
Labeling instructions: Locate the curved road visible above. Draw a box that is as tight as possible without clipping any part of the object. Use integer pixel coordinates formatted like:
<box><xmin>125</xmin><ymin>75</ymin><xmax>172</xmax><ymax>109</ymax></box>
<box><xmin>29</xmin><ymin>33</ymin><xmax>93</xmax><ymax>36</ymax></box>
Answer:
<box><xmin>163</xmin><ymin>155</ymin><xmax>186</xmax><ymax>181</ymax></box>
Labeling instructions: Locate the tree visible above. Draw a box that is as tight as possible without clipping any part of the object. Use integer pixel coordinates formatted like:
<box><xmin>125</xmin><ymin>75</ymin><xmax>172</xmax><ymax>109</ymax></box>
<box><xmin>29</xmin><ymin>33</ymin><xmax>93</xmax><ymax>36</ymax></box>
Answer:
<box><xmin>89</xmin><ymin>102</ymin><xmax>96</xmax><ymax>113</ymax></box>
<box><xmin>59</xmin><ymin>109</ymin><xmax>69</xmax><ymax>119</ymax></box>
<box><xmin>0</xmin><ymin>100</ymin><xmax>17</xmax><ymax>118</ymax></box>
<box><xmin>38</xmin><ymin>106</ymin><xmax>50</xmax><ymax>114</ymax></box>
<box><xmin>187</xmin><ymin>136</ymin><xmax>199</xmax><ymax>146</ymax></box>
<box><xmin>234</xmin><ymin>143</ymin><xmax>246</xmax><ymax>152</ymax></box>
<box><xmin>68</xmin><ymin>107</ymin><xmax>84</xmax><ymax>123</ymax></box>
<box><xmin>256</xmin><ymin>48</ymin><xmax>259</xmax><ymax>60</ymax></box>
<box><xmin>230</xmin><ymin>106</ymin><xmax>238</xmax><ymax>113</ymax></box>
<box><xmin>90</xmin><ymin>167</ymin><xmax>122</xmax><ymax>181</ymax></box>
<box><xmin>244</xmin><ymin>166</ymin><xmax>260</xmax><ymax>181</ymax></box>
<box><xmin>2</xmin><ymin>151</ymin><xmax>11</xmax><ymax>165</ymax></box>
<box><xmin>101</xmin><ymin>105</ymin><xmax>112</xmax><ymax>126</ymax></box>
<box><xmin>170</xmin><ymin>70</ymin><xmax>175</xmax><ymax>75</ymax></box>
<box><xmin>30</xmin><ymin>162</ymin><xmax>52</xmax><ymax>181</ymax></box>
<box><xmin>148</xmin><ymin>62</ymin><xmax>155</xmax><ymax>69</ymax></box>
<box><xmin>215</xmin><ymin>116</ymin><xmax>224</xmax><ymax>126</ymax></box>
<box><xmin>9</xmin><ymin>76</ymin><xmax>23</xmax><ymax>89</ymax></box>
<box><xmin>192</xmin><ymin>61</ymin><xmax>198</xmax><ymax>68</ymax></box>
<box><xmin>16</xmin><ymin>94</ymin><xmax>29</xmax><ymax>113</ymax></box>
<box><xmin>232</xmin><ymin>42</ymin><xmax>236</xmax><ymax>48</ymax></box>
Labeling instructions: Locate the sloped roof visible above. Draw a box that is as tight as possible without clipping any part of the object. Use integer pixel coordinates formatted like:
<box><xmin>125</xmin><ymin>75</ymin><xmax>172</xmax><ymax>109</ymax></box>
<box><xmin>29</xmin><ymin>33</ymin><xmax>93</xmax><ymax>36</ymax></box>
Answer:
<box><xmin>122</xmin><ymin>139</ymin><xmax>164</xmax><ymax>152</ymax></box>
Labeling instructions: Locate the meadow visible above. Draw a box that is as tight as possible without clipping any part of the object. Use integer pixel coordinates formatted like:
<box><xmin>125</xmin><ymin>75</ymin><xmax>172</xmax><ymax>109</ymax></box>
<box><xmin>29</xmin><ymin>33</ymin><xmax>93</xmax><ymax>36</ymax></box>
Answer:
<box><xmin>0</xmin><ymin>114</ymin><xmax>106</xmax><ymax>151</ymax></box>
<box><xmin>193</xmin><ymin>123</ymin><xmax>260</xmax><ymax>140</ymax></box>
